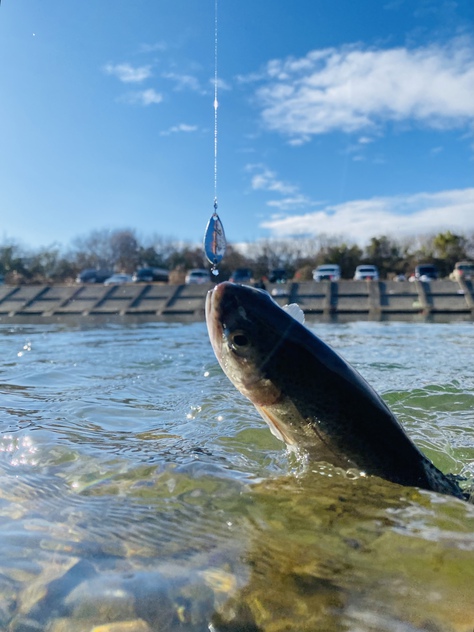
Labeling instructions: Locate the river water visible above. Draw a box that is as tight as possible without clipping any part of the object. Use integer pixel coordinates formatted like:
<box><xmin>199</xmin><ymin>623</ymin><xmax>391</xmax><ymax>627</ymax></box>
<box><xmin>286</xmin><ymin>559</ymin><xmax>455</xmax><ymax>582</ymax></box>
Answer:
<box><xmin>0</xmin><ymin>318</ymin><xmax>473</xmax><ymax>631</ymax></box>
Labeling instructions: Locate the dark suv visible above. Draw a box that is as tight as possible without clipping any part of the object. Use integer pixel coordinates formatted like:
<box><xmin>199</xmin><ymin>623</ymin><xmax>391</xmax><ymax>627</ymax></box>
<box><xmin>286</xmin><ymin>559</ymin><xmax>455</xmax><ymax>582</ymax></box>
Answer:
<box><xmin>76</xmin><ymin>269</ymin><xmax>112</xmax><ymax>283</ymax></box>
<box><xmin>133</xmin><ymin>267</ymin><xmax>169</xmax><ymax>283</ymax></box>
<box><xmin>269</xmin><ymin>268</ymin><xmax>288</xmax><ymax>283</ymax></box>
<box><xmin>414</xmin><ymin>264</ymin><xmax>438</xmax><ymax>281</ymax></box>
<box><xmin>229</xmin><ymin>268</ymin><xmax>253</xmax><ymax>284</ymax></box>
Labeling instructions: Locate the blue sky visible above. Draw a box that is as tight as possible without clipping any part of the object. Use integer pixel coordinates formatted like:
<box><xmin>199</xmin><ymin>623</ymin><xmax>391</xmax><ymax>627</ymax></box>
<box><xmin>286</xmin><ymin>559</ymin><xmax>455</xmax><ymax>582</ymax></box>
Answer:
<box><xmin>0</xmin><ymin>0</ymin><xmax>473</xmax><ymax>252</ymax></box>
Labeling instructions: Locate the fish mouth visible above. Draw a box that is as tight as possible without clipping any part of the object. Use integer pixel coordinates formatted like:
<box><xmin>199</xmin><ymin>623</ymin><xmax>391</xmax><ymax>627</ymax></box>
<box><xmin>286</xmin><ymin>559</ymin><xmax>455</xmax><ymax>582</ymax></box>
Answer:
<box><xmin>205</xmin><ymin>282</ymin><xmax>224</xmax><ymax>331</ymax></box>
<box><xmin>206</xmin><ymin>282</ymin><xmax>249</xmax><ymax>354</ymax></box>
<box><xmin>205</xmin><ymin>282</ymin><xmax>229</xmax><ymax>361</ymax></box>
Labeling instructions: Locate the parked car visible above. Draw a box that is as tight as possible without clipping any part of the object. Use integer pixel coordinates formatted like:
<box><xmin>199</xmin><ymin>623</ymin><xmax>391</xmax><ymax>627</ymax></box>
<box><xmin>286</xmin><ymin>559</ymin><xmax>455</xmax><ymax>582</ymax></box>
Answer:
<box><xmin>185</xmin><ymin>269</ymin><xmax>211</xmax><ymax>284</ymax></box>
<box><xmin>229</xmin><ymin>268</ymin><xmax>253</xmax><ymax>284</ymax></box>
<box><xmin>393</xmin><ymin>274</ymin><xmax>407</xmax><ymax>282</ymax></box>
<box><xmin>313</xmin><ymin>264</ymin><xmax>341</xmax><ymax>282</ymax></box>
<box><xmin>449</xmin><ymin>261</ymin><xmax>474</xmax><ymax>281</ymax></box>
<box><xmin>268</xmin><ymin>268</ymin><xmax>288</xmax><ymax>284</ymax></box>
<box><xmin>132</xmin><ymin>267</ymin><xmax>169</xmax><ymax>283</ymax></box>
<box><xmin>409</xmin><ymin>263</ymin><xmax>439</xmax><ymax>282</ymax></box>
<box><xmin>353</xmin><ymin>265</ymin><xmax>379</xmax><ymax>281</ymax></box>
<box><xmin>76</xmin><ymin>268</ymin><xmax>113</xmax><ymax>284</ymax></box>
<box><xmin>103</xmin><ymin>274</ymin><xmax>133</xmax><ymax>286</ymax></box>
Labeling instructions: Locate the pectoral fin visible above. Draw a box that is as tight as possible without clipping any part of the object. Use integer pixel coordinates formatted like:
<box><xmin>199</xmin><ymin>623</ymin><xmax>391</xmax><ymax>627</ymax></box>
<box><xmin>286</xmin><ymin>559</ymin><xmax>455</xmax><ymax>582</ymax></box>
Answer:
<box><xmin>255</xmin><ymin>404</ymin><xmax>296</xmax><ymax>445</ymax></box>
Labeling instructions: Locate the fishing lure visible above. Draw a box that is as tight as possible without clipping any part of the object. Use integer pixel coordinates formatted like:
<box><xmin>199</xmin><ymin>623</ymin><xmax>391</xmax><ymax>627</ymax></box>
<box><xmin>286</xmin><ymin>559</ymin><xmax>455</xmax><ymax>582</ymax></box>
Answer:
<box><xmin>203</xmin><ymin>0</ymin><xmax>226</xmax><ymax>275</ymax></box>
<box><xmin>204</xmin><ymin>203</ymin><xmax>226</xmax><ymax>275</ymax></box>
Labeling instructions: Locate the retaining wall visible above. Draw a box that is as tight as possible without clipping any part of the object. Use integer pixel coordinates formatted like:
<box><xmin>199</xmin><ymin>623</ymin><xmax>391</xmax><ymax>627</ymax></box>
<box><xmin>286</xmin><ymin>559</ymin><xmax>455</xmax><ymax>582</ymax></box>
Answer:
<box><xmin>0</xmin><ymin>280</ymin><xmax>472</xmax><ymax>323</ymax></box>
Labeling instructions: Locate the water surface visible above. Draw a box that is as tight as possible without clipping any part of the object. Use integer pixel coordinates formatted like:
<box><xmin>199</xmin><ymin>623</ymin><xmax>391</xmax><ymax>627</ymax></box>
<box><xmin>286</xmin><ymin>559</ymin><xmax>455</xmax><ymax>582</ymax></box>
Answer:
<box><xmin>0</xmin><ymin>320</ymin><xmax>473</xmax><ymax>631</ymax></box>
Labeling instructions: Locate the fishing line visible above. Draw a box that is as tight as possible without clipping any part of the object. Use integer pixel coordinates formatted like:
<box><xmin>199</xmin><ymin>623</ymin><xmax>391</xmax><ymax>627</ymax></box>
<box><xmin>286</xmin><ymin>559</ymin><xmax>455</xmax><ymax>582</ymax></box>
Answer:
<box><xmin>213</xmin><ymin>0</ymin><xmax>218</xmax><ymax>205</ymax></box>
<box><xmin>203</xmin><ymin>0</ymin><xmax>226</xmax><ymax>274</ymax></box>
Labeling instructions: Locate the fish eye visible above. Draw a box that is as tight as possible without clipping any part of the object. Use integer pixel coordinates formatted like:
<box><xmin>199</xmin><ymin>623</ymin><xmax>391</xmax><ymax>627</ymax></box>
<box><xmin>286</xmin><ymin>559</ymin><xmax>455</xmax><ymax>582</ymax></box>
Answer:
<box><xmin>229</xmin><ymin>330</ymin><xmax>250</xmax><ymax>351</ymax></box>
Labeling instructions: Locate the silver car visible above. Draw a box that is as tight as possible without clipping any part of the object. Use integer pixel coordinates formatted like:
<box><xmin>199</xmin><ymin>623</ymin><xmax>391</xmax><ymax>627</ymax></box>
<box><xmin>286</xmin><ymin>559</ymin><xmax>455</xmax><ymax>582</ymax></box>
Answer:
<box><xmin>185</xmin><ymin>269</ymin><xmax>211</xmax><ymax>284</ymax></box>
<box><xmin>103</xmin><ymin>274</ymin><xmax>134</xmax><ymax>285</ymax></box>
<box><xmin>449</xmin><ymin>261</ymin><xmax>474</xmax><ymax>281</ymax></box>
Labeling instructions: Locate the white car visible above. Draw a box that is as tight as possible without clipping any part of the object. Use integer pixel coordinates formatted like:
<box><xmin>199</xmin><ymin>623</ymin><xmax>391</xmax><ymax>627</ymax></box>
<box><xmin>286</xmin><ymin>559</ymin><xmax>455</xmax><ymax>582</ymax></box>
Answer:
<box><xmin>185</xmin><ymin>269</ymin><xmax>211</xmax><ymax>284</ymax></box>
<box><xmin>313</xmin><ymin>264</ymin><xmax>341</xmax><ymax>282</ymax></box>
<box><xmin>353</xmin><ymin>265</ymin><xmax>379</xmax><ymax>281</ymax></box>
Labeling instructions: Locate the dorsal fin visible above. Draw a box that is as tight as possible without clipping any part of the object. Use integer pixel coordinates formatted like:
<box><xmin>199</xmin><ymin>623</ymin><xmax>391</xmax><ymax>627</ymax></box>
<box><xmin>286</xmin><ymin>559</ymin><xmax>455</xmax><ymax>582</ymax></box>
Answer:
<box><xmin>283</xmin><ymin>303</ymin><xmax>305</xmax><ymax>324</ymax></box>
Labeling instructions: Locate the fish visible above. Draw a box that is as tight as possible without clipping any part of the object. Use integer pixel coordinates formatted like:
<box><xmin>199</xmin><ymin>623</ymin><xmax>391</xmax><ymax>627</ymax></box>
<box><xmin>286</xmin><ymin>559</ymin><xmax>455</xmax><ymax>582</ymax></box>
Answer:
<box><xmin>206</xmin><ymin>281</ymin><xmax>468</xmax><ymax>501</ymax></box>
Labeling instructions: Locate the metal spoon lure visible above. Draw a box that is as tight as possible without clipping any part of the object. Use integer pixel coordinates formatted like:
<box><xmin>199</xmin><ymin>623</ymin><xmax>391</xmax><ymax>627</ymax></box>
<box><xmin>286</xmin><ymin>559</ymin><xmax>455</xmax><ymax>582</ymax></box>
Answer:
<box><xmin>204</xmin><ymin>202</ymin><xmax>226</xmax><ymax>275</ymax></box>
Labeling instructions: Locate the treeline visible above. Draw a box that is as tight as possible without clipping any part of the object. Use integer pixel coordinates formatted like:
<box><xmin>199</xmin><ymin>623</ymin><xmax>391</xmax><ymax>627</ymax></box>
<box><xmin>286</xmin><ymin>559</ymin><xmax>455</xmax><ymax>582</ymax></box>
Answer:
<box><xmin>0</xmin><ymin>228</ymin><xmax>473</xmax><ymax>285</ymax></box>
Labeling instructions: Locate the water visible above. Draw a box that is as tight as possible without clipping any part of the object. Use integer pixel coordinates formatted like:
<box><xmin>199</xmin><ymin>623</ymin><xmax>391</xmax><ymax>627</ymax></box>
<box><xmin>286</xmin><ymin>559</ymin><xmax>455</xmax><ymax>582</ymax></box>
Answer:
<box><xmin>0</xmin><ymin>319</ymin><xmax>473</xmax><ymax>631</ymax></box>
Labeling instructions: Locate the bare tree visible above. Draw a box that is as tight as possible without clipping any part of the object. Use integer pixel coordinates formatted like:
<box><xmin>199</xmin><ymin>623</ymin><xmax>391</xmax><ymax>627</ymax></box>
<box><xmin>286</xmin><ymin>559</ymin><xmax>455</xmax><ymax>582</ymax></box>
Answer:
<box><xmin>109</xmin><ymin>230</ymin><xmax>140</xmax><ymax>273</ymax></box>
<box><xmin>70</xmin><ymin>229</ymin><xmax>116</xmax><ymax>270</ymax></box>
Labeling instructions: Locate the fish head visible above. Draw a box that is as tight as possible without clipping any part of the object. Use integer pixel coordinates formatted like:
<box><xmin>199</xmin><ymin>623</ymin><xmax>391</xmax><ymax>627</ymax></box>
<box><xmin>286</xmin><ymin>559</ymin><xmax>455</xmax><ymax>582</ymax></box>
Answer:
<box><xmin>206</xmin><ymin>282</ymin><xmax>306</xmax><ymax>444</ymax></box>
<box><xmin>206</xmin><ymin>283</ymin><xmax>286</xmax><ymax>405</ymax></box>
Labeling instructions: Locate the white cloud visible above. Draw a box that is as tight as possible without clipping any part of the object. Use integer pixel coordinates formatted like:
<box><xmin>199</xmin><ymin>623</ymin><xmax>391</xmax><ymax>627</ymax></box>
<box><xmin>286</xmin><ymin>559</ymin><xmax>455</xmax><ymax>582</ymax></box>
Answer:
<box><xmin>267</xmin><ymin>194</ymin><xmax>315</xmax><ymax>211</ymax></box>
<box><xmin>247</xmin><ymin>164</ymin><xmax>323</xmax><ymax>211</ymax></box>
<box><xmin>139</xmin><ymin>41</ymin><xmax>167</xmax><ymax>54</ymax></box>
<box><xmin>260</xmin><ymin>188</ymin><xmax>474</xmax><ymax>245</ymax></box>
<box><xmin>160</xmin><ymin>123</ymin><xmax>198</xmax><ymax>136</ymax></box>
<box><xmin>247</xmin><ymin>164</ymin><xmax>298</xmax><ymax>195</ymax></box>
<box><xmin>121</xmin><ymin>89</ymin><xmax>163</xmax><ymax>106</ymax></box>
<box><xmin>162</xmin><ymin>72</ymin><xmax>204</xmax><ymax>93</ymax></box>
<box><xmin>103</xmin><ymin>62</ymin><xmax>152</xmax><ymax>83</ymax></box>
<box><xmin>211</xmin><ymin>77</ymin><xmax>232</xmax><ymax>91</ymax></box>
<box><xmin>254</xmin><ymin>39</ymin><xmax>474</xmax><ymax>140</ymax></box>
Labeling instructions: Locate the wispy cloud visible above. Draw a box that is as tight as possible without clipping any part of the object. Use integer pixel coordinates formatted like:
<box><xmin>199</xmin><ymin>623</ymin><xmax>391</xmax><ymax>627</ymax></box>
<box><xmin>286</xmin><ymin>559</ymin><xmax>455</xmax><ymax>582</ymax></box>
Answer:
<box><xmin>103</xmin><ymin>62</ymin><xmax>152</xmax><ymax>83</ymax></box>
<box><xmin>247</xmin><ymin>164</ymin><xmax>321</xmax><ymax>211</ymax></box>
<box><xmin>252</xmin><ymin>39</ymin><xmax>474</xmax><ymax>141</ymax></box>
<box><xmin>260</xmin><ymin>188</ymin><xmax>474</xmax><ymax>245</ymax></box>
<box><xmin>248</xmin><ymin>164</ymin><xmax>298</xmax><ymax>195</ymax></box>
<box><xmin>120</xmin><ymin>89</ymin><xmax>163</xmax><ymax>106</ymax></box>
<box><xmin>162</xmin><ymin>72</ymin><xmax>204</xmax><ymax>93</ymax></box>
<box><xmin>160</xmin><ymin>123</ymin><xmax>198</xmax><ymax>136</ymax></box>
<box><xmin>266</xmin><ymin>194</ymin><xmax>316</xmax><ymax>211</ymax></box>
<box><xmin>358</xmin><ymin>136</ymin><xmax>374</xmax><ymax>145</ymax></box>
<box><xmin>138</xmin><ymin>41</ymin><xmax>167</xmax><ymax>54</ymax></box>
<box><xmin>212</xmin><ymin>77</ymin><xmax>232</xmax><ymax>91</ymax></box>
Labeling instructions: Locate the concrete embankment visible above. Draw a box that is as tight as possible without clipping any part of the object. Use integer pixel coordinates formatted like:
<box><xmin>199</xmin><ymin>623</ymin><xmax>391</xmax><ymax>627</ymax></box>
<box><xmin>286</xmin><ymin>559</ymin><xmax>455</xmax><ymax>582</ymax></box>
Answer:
<box><xmin>0</xmin><ymin>280</ymin><xmax>473</xmax><ymax>323</ymax></box>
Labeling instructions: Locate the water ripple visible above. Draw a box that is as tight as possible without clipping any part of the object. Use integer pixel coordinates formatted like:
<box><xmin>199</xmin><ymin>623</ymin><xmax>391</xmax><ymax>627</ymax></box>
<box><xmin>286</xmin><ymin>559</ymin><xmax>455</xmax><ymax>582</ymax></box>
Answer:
<box><xmin>0</xmin><ymin>320</ymin><xmax>473</xmax><ymax>631</ymax></box>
